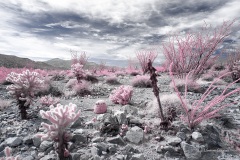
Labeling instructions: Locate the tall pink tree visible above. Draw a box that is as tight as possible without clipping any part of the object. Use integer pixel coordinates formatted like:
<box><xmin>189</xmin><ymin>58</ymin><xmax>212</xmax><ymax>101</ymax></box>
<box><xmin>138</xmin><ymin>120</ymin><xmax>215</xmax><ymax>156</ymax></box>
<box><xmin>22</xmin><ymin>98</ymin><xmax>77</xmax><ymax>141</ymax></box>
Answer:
<box><xmin>163</xmin><ymin>20</ymin><xmax>235</xmax><ymax>79</ymax></box>
<box><xmin>70</xmin><ymin>50</ymin><xmax>89</xmax><ymax>67</ymax></box>
<box><xmin>136</xmin><ymin>50</ymin><xmax>158</xmax><ymax>74</ymax></box>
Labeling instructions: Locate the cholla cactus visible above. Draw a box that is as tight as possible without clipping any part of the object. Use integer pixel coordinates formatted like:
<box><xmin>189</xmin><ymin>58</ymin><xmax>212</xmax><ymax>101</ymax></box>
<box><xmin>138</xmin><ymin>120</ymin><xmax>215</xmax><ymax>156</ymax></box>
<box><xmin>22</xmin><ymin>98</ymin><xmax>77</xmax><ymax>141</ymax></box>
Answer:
<box><xmin>0</xmin><ymin>146</ymin><xmax>20</xmax><ymax>160</ymax></box>
<box><xmin>71</xmin><ymin>63</ymin><xmax>85</xmax><ymax>83</ymax></box>
<box><xmin>6</xmin><ymin>70</ymin><xmax>44</xmax><ymax>119</ymax></box>
<box><xmin>93</xmin><ymin>100</ymin><xmax>107</xmax><ymax>114</ymax></box>
<box><xmin>110</xmin><ymin>85</ymin><xmax>133</xmax><ymax>105</ymax></box>
<box><xmin>39</xmin><ymin>95</ymin><xmax>60</xmax><ymax>107</ymax></box>
<box><xmin>37</xmin><ymin>103</ymin><xmax>81</xmax><ymax>160</ymax></box>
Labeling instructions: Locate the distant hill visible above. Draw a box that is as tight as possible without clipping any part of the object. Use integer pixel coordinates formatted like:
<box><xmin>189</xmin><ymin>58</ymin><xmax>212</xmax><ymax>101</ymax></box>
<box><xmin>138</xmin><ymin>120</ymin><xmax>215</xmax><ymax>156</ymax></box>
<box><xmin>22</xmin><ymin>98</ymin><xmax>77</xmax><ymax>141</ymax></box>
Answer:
<box><xmin>44</xmin><ymin>58</ymin><xmax>98</xmax><ymax>70</ymax></box>
<box><xmin>0</xmin><ymin>54</ymin><xmax>58</xmax><ymax>70</ymax></box>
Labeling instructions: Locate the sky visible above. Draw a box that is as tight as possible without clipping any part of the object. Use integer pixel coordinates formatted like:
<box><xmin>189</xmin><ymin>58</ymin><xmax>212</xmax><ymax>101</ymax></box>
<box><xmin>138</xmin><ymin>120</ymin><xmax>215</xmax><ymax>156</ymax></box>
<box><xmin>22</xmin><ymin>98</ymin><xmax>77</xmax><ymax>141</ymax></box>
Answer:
<box><xmin>0</xmin><ymin>0</ymin><xmax>240</xmax><ymax>63</ymax></box>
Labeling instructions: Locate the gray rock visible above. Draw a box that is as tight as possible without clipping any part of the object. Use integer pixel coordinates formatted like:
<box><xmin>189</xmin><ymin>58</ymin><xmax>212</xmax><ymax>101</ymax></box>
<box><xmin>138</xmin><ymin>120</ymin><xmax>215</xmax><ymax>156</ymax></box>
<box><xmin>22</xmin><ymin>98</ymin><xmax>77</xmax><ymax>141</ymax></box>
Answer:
<box><xmin>167</xmin><ymin>137</ymin><xmax>182</xmax><ymax>146</ymax></box>
<box><xmin>92</xmin><ymin>137</ymin><xmax>104</xmax><ymax>143</ymax></box>
<box><xmin>181</xmin><ymin>141</ymin><xmax>201</xmax><ymax>160</ymax></box>
<box><xmin>192</xmin><ymin>132</ymin><xmax>204</xmax><ymax>142</ymax></box>
<box><xmin>106</xmin><ymin>135</ymin><xmax>125</xmax><ymax>145</ymax></box>
<box><xmin>126</xmin><ymin>126</ymin><xmax>144</xmax><ymax>144</ymax></box>
<box><xmin>124</xmin><ymin>105</ymin><xmax>138</xmax><ymax>115</ymax></box>
<box><xmin>72</xmin><ymin>134</ymin><xmax>87</xmax><ymax>143</ymax></box>
<box><xmin>116</xmin><ymin>154</ymin><xmax>125</xmax><ymax>160</ymax></box>
<box><xmin>114</xmin><ymin>110</ymin><xmax>127</xmax><ymax>124</ymax></box>
<box><xmin>39</xmin><ymin>141</ymin><xmax>53</xmax><ymax>152</ymax></box>
<box><xmin>91</xmin><ymin>146</ymin><xmax>101</xmax><ymax>156</ymax></box>
<box><xmin>93</xmin><ymin>155</ymin><xmax>101</xmax><ymax>160</ymax></box>
<box><xmin>71</xmin><ymin>153</ymin><xmax>81</xmax><ymax>160</ymax></box>
<box><xmin>156</xmin><ymin>145</ymin><xmax>176</xmax><ymax>154</ymax></box>
<box><xmin>108</xmin><ymin>144</ymin><xmax>117</xmax><ymax>153</ymax></box>
<box><xmin>40</xmin><ymin>154</ymin><xmax>56</xmax><ymax>160</ymax></box>
<box><xmin>131</xmin><ymin>154</ymin><xmax>145</xmax><ymax>160</ymax></box>
<box><xmin>176</xmin><ymin>132</ymin><xmax>187</xmax><ymax>141</ymax></box>
<box><xmin>32</xmin><ymin>135</ymin><xmax>41</xmax><ymax>147</ymax></box>
<box><xmin>201</xmin><ymin>125</ymin><xmax>223</xmax><ymax>149</ymax></box>
<box><xmin>5</xmin><ymin>137</ymin><xmax>23</xmax><ymax>147</ymax></box>
<box><xmin>23</xmin><ymin>136</ymin><xmax>33</xmax><ymax>145</ymax></box>
<box><xmin>71</xmin><ymin>117</ymin><xmax>83</xmax><ymax>128</ymax></box>
<box><xmin>22</xmin><ymin>156</ymin><xmax>34</xmax><ymax>160</ymax></box>
<box><xmin>95</xmin><ymin>142</ymin><xmax>108</xmax><ymax>152</ymax></box>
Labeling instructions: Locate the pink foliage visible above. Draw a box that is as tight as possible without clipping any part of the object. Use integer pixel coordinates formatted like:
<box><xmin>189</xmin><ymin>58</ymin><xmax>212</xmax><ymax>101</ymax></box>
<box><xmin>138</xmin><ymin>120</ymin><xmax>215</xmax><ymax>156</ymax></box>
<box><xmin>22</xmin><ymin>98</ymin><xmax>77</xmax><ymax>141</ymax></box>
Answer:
<box><xmin>39</xmin><ymin>95</ymin><xmax>60</xmax><ymax>107</ymax></box>
<box><xmin>110</xmin><ymin>85</ymin><xmax>133</xmax><ymax>105</ymax></box>
<box><xmin>169</xmin><ymin>63</ymin><xmax>240</xmax><ymax>130</ymax></box>
<box><xmin>0</xmin><ymin>146</ymin><xmax>19</xmax><ymax>160</ymax></box>
<box><xmin>71</xmin><ymin>63</ymin><xmax>86</xmax><ymax>83</ymax></box>
<box><xmin>38</xmin><ymin>103</ymin><xmax>81</xmax><ymax>159</ymax></box>
<box><xmin>6</xmin><ymin>70</ymin><xmax>44</xmax><ymax>107</ymax></box>
<box><xmin>71</xmin><ymin>51</ymin><xmax>89</xmax><ymax>67</ymax></box>
<box><xmin>163</xmin><ymin>20</ymin><xmax>234</xmax><ymax>79</ymax></box>
<box><xmin>72</xmin><ymin>80</ymin><xmax>91</xmax><ymax>96</ymax></box>
<box><xmin>136</xmin><ymin>50</ymin><xmax>158</xmax><ymax>74</ymax></box>
<box><xmin>93</xmin><ymin>100</ymin><xmax>107</xmax><ymax>114</ymax></box>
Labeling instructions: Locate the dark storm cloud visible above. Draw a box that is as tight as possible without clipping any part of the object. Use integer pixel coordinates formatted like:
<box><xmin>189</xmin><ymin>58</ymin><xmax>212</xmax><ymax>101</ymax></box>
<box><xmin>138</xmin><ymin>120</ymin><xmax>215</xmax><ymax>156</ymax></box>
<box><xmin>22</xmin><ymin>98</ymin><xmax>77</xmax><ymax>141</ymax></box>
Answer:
<box><xmin>0</xmin><ymin>0</ymin><xmax>239</xmax><ymax>61</ymax></box>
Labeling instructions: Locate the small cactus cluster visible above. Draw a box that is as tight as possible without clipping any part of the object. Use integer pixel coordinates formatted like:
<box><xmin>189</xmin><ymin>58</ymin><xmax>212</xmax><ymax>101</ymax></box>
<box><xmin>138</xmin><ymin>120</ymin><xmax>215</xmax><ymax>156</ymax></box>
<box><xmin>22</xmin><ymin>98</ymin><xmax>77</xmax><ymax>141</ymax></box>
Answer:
<box><xmin>37</xmin><ymin>103</ymin><xmax>81</xmax><ymax>160</ymax></box>
<box><xmin>110</xmin><ymin>85</ymin><xmax>133</xmax><ymax>105</ymax></box>
<box><xmin>71</xmin><ymin>63</ymin><xmax>86</xmax><ymax>83</ymax></box>
<box><xmin>93</xmin><ymin>100</ymin><xmax>107</xmax><ymax>114</ymax></box>
<box><xmin>0</xmin><ymin>146</ymin><xmax>19</xmax><ymax>160</ymax></box>
<box><xmin>6</xmin><ymin>70</ymin><xmax>44</xmax><ymax>119</ymax></box>
<box><xmin>231</xmin><ymin>60</ymin><xmax>240</xmax><ymax>82</ymax></box>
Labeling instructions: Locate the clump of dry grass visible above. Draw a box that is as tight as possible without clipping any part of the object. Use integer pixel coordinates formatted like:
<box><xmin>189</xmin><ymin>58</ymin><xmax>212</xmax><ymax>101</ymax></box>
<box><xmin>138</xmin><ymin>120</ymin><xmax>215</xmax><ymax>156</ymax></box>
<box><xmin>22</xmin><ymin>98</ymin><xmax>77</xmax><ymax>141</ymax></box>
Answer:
<box><xmin>0</xmin><ymin>99</ymin><xmax>12</xmax><ymax>111</ymax></box>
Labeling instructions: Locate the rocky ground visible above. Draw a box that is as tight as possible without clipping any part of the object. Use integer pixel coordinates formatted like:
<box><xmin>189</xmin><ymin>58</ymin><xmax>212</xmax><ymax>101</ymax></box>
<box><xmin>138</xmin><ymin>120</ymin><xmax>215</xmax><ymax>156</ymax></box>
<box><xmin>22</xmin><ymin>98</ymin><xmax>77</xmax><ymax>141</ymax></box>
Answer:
<box><xmin>0</xmin><ymin>73</ymin><xmax>239</xmax><ymax>160</ymax></box>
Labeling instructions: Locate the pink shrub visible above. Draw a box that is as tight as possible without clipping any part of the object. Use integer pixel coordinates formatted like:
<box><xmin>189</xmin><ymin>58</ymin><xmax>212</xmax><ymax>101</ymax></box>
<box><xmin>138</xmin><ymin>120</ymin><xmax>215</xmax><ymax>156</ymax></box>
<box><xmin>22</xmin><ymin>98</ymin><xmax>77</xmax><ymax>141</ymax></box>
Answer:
<box><xmin>0</xmin><ymin>146</ymin><xmax>19</xmax><ymax>160</ymax></box>
<box><xmin>37</xmin><ymin>103</ymin><xmax>81</xmax><ymax>159</ymax></box>
<box><xmin>170</xmin><ymin>77</ymin><xmax>202</xmax><ymax>93</ymax></box>
<box><xmin>155</xmin><ymin>66</ymin><xmax>166</xmax><ymax>73</ymax></box>
<box><xmin>163</xmin><ymin>20</ymin><xmax>234</xmax><ymax>79</ymax></box>
<box><xmin>136</xmin><ymin>50</ymin><xmax>158</xmax><ymax>74</ymax></box>
<box><xmin>72</xmin><ymin>80</ymin><xmax>91</xmax><ymax>96</ymax></box>
<box><xmin>6</xmin><ymin>70</ymin><xmax>44</xmax><ymax>119</ymax></box>
<box><xmin>110</xmin><ymin>85</ymin><xmax>133</xmax><ymax>105</ymax></box>
<box><xmin>93</xmin><ymin>100</ymin><xmax>107</xmax><ymax>114</ymax></box>
<box><xmin>39</xmin><ymin>95</ymin><xmax>60</xmax><ymax>107</ymax></box>
<box><xmin>71</xmin><ymin>63</ymin><xmax>86</xmax><ymax>83</ymax></box>
<box><xmin>169</xmin><ymin>63</ymin><xmax>240</xmax><ymax>130</ymax></box>
<box><xmin>131</xmin><ymin>75</ymin><xmax>151</xmax><ymax>88</ymax></box>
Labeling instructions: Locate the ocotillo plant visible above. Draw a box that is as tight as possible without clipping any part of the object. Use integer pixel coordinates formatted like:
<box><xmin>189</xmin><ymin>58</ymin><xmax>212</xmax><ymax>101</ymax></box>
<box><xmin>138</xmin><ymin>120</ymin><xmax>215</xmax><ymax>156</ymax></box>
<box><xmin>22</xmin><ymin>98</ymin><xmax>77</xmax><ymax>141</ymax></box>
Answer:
<box><xmin>37</xmin><ymin>103</ymin><xmax>81</xmax><ymax>160</ymax></box>
<box><xmin>147</xmin><ymin>59</ymin><xmax>167</xmax><ymax>129</ymax></box>
<box><xmin>169</xmin><ymin>62</ymin><xmax>240</xmax><ymax>130</ymax></box>
<box><xmin>6</xmin><ymin>70</ymin><xmax>44</xmax><ymax>119</ymax></box>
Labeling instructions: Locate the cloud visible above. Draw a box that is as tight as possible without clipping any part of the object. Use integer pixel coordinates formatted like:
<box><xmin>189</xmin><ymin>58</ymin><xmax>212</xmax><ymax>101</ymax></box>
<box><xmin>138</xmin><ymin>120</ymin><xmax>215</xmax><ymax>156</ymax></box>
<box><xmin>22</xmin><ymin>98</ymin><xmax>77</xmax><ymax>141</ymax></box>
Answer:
<box><xmin>0</xmin><ymin>0</ymin><xmax>239</xmax><ymax>63</ymax></box>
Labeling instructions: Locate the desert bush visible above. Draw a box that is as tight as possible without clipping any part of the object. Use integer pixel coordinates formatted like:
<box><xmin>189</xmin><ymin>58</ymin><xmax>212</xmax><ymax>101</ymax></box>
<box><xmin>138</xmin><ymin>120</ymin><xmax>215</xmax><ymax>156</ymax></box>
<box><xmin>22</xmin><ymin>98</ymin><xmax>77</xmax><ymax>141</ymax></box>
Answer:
<box><xmin>37</xmin><ymin>103</ymin><xmax>81</xmax><ymax>160</ymax></box>
<box><xmin>136</xmin><ymin>50</ymin><xmax>158</xmax><ymax>74</ymax></box>
<box><xmin>163</xmin><ymin>20</ymin><xmax>234</xmax><ymax>79</ymax></box>
<box><xmin>72</xmin><ymin>80</ymin><xmax>91</xmax><ymax>96</ymax></box>
<box><xmin>71</xmin><ymin>63</ymin><xmax>86</xmax><ymax>83</ymax></box>
<box><xmin>110</xmin><ymin>85</ymin><xmax>133</xmax><ymax>105</ymax></box>
<box><xmin>105</xmin><ymin>76</ymin><xmax>120</xmax><ymax>85</ymax></box>
<box><xmin>131</xmin><ymin>75</ymin><xmax>151</xmax><ymax>88</ymax></box>
<box><xmin>39</xmin><ymin>95</ymin><xmax>60</xmax><ymax>107</ymax></box>
<box><xmin>84</xmin><ymin>74</ymin><xmax>99</xmax><ymax>83</ymax></box>
<box><xmin>6</xmin><ymin>70</ymin><xmax>44</xmax><ymax>119</ymax></box>
<box><xmin>169</xmin><ymin>77</ymin><xmax>204</xmax><ymax>93</ymax></box>
<box><xmin>65</xmin><ymin>79</ymin><xmax>78</xmax><ymax>89</ymax></box>
<box><xmin>169</xmin><ymin>63</ymin><xmax>240</xmax><ymax>130</ymax></box>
